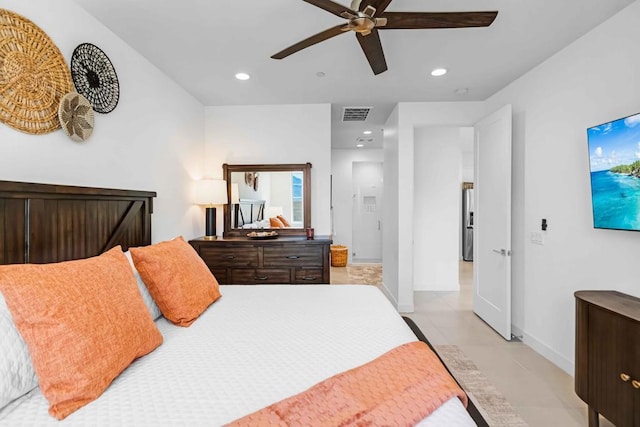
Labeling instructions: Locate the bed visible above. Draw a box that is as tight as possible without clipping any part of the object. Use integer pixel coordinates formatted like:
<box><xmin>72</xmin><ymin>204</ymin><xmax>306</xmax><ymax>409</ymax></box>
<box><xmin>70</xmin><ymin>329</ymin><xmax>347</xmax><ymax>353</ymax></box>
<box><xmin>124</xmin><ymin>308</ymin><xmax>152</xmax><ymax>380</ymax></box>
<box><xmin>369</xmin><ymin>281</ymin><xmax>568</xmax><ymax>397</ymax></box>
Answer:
<box><xmin>235</xmin><ymin>198</ymin><xmax>265</xmax><ymax>228</ymax></box>
<box><xmin>0</xmin><ymin>181</ymin><xmax>486</xmax><ymax>426</ymax></box>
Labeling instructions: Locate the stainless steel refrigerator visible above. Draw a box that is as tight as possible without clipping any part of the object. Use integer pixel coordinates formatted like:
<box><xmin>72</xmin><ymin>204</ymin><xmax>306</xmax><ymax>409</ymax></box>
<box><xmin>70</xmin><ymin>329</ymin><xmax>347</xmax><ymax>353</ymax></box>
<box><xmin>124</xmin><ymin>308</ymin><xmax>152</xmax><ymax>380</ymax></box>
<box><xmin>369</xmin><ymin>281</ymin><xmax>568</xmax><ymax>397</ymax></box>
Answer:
<box><xmin>462</xmin><ymin>188</ymin><xmax>474</xmax><ymax>261</ymax></box>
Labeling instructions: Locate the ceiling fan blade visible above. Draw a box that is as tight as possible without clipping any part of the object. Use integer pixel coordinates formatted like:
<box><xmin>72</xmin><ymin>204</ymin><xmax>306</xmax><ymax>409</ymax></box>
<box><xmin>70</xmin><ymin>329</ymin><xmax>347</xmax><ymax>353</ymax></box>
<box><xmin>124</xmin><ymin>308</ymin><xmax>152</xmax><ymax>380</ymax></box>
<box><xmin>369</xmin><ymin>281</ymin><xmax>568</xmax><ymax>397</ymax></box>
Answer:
<box><xmin>356</xmin><ymin>29</ymin><xmax>388</xmax><ymax>75</ymax></box>
<box><xmin>359</xmin><ymin>0</ymin><xmax>393</xmax><ymax>15</ymax></box>
<box><xmin>381</xmin><ymin>11</ymin><xmax>498</xmax><ymax>29</ymax></box>
<box><xmin>271</xmin><ymin>24</ymin><xmax>349</xmax><ymax>60</ymax></box>
<box><xmin>303</xmin><ymin>0</ymin><xmax>357</xmax><ymax>18</ymax></box>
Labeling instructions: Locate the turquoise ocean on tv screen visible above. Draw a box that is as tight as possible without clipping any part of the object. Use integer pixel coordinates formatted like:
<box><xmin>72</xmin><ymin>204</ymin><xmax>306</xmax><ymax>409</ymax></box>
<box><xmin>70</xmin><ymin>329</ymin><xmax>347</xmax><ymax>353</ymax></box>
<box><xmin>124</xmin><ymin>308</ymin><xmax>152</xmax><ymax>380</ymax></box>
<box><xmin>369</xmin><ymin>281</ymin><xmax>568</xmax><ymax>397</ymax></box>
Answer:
<box><xmin>591</xmin><ymin>170</ymin><xmax>640</xmax><ymax>230</ymax></box>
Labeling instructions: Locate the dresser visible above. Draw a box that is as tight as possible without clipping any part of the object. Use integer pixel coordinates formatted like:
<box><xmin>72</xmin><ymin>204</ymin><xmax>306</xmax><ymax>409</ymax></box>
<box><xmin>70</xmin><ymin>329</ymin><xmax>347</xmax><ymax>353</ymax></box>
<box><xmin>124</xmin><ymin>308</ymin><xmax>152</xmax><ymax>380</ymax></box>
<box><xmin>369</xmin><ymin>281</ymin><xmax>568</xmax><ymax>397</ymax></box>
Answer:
<box><xmin>189</xmin><ymin>236</ymin><xmax>331</xmax><ymax>285</ymax></box>
<box><xmin>575</xmin><ymin>291</ymin><xmax>640</xmax><ymax>427</ymax></box>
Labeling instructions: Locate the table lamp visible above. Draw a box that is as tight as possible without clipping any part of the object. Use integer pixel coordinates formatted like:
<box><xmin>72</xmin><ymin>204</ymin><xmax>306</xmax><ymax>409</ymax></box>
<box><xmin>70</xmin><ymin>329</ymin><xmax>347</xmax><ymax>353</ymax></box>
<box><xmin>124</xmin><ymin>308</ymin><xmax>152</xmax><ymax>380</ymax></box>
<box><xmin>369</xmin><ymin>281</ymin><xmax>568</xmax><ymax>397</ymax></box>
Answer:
<box><xmin>195</xmin><ymin>179</ymin><xmax>228</xmax><ymax>240</ymax></box>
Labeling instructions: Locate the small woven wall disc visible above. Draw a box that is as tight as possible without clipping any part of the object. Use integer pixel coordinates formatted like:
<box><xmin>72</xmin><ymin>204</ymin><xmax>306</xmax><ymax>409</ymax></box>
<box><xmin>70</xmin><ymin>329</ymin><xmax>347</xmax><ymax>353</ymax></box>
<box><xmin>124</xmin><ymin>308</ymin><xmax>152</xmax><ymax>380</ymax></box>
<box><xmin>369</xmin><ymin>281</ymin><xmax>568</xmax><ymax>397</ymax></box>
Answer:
<box><xmin>71</xmin><ymin>43</ymin><xmax>119</xmax><ymax>114</ymax></box>
<box><xmin>58</xmin><ymin>92</ymin><xmax>94</xmax><ymax>143</ymax></box>
<box><xmin>0</xmin><ymin>9</ymin><xmax>74</xmax><ymax>134</ymax></box>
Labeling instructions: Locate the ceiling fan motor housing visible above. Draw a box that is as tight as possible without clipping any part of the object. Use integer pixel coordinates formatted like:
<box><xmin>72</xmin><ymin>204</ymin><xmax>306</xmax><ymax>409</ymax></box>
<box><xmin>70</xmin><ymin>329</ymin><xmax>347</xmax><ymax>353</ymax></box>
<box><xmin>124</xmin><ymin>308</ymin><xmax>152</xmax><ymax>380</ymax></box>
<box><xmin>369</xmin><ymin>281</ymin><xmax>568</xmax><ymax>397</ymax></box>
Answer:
<box><xmin>351</xmin><ymin>16</ymin><xmax>376</xmax><ymax>34</ymax></box>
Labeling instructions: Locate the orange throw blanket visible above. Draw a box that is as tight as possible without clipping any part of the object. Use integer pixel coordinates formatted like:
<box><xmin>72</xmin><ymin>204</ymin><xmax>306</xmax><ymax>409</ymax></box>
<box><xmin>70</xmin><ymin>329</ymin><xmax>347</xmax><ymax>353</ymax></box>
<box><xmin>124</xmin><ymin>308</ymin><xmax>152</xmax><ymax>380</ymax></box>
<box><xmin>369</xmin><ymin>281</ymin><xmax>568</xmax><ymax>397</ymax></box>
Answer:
<box><xmin>227</xmin><ymin>341</ymin><xmax>467</xmax><ymax>427</ymax></box>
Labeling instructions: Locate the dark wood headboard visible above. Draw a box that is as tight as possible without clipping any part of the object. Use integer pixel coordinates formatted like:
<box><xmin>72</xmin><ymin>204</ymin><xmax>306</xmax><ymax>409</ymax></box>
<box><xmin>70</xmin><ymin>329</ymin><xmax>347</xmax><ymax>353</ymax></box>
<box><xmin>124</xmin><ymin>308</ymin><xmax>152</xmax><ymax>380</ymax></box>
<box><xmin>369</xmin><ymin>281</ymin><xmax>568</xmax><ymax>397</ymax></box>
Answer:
<box><xmin>0</xmin><ymin>181</ymin><xmax>156</xmax><ymax>265</ymax></box>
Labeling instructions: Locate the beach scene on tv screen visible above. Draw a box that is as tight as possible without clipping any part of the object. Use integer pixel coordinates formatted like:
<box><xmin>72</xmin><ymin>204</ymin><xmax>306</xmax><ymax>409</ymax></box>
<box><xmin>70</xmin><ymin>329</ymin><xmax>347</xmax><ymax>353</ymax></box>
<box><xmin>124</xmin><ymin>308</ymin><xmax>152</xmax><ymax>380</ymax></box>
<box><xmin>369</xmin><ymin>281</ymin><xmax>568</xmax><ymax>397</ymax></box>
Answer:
<box><xmin>588</xmin><ymin>112</ymin><xmax>640</xmax><ymax>231</ymax></box>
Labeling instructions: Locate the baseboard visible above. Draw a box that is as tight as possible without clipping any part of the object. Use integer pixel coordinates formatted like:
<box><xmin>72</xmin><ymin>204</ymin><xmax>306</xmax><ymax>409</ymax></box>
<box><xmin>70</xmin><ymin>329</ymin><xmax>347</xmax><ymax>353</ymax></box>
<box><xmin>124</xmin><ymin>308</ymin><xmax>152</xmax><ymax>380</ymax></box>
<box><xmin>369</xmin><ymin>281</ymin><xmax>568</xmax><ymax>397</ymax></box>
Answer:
<box><xmin>379</xmin><ymin>283</ymin><xmax>414</xmax><ymax>312</ymax></box>
<box><xmin>351</xmin><ymin>259</ymin><xmax>382</xmax><ymax>264</ymax></box>
<box><xmin>414</xmin><ymin>283</ymin><xmax>460</xmax><ymax>292</ymax></box>
<box><xmin>523</xmin><ymin>331</ymin><xmax>574</xmax><ymax>376</ymax></box>
<box><xmin>379</xmin><ymin>283</ymin><xmax>398</xmax><ymax>307</ymax></box>
<box><xmin>511</xmin><ymin>324</ymin><xmax>524</xmax><ymax>340</ymax></box>
<box><xmin>398</xmin><ymin>303</ymin><xmax>414</xmax><ymax>313</ymax></box>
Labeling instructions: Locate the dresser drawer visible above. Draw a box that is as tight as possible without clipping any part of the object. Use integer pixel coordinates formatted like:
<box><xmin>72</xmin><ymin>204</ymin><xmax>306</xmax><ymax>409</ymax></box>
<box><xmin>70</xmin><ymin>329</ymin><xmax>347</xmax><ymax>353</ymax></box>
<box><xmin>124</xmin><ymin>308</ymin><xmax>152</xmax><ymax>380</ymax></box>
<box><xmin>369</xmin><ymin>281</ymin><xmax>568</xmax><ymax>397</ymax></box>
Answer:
<box><xmin>230</xmin><ymin>269</ymin><xmax>291</xmax><ymax>284</ymax></box>
<box><xmin>210</xmin><ymin>268</ymin><xmax>227</xmax><ymax>284</ymax></box>
<box><xmin>189</xmin><ymin>237</ymin><xmax>331</xmax><ymax>285</ymax></box>
<box><xmin>263</xmin><ymin>245</ymin><xmax>323</xmax><ymax>268</ymax></box>
<box><xmin>199</xmin><ymin>247</ymin><xmax>258</xmax><ymax>268</ymax></box>
<box><xmin>295</xmin><ymin>269</ymin><xmax>324</xmax><ymax>284</ymax></box>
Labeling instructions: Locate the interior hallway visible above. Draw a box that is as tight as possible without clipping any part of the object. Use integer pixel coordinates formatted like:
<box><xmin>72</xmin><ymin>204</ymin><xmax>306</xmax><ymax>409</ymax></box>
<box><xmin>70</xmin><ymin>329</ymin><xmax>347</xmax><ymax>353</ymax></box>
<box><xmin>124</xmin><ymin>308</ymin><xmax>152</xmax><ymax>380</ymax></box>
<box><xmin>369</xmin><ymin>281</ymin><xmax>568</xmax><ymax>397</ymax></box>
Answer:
<box><xmin>332</xmin><ymin>261</ymin><xmax>613</xmax><ymax>426</ymax></box>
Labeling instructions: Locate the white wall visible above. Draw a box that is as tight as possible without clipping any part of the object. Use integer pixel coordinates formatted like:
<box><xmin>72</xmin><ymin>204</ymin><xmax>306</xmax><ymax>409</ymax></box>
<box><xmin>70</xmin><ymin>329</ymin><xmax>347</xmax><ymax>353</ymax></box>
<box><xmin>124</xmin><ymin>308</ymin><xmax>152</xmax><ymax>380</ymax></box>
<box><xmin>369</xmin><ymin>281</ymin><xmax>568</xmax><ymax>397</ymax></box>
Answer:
<box><xmin>0</xmin><ymin>0</ymin><xmax>205</xmax><ymax>243</ymax></box>
<box><xmin>204</xmin><ymin>104</ymin><xmax>331</xmax><ymax>235</ymax></box>
<box><xmin>331</xmin><ymin>148</ymin><xmax>384</xmax><ymax>252</ymax></box>
<box><xmin>383</xmin><ymin>108</ymin><xmax>400</xmax><ymax>307</ymax></box>
<box><xmin>482</xmin><ymin>0</ymin><xmax>640</xmax><ymax>373</ymax></box>
<box><xmin>413</xmin><ymin>127</ymin><xmax>471</xmax><ymax>291</ymax></box>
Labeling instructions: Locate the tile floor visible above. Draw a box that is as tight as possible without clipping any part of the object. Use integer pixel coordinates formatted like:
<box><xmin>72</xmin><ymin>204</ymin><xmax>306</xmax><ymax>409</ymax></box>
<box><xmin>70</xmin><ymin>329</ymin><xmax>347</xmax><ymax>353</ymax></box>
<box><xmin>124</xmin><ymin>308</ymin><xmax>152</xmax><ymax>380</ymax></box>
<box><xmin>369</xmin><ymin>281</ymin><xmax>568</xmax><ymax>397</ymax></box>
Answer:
<box><xmin>332</xmin><ymin>261</ymin><xmax>613</xmax><ymax>427</ymax></box>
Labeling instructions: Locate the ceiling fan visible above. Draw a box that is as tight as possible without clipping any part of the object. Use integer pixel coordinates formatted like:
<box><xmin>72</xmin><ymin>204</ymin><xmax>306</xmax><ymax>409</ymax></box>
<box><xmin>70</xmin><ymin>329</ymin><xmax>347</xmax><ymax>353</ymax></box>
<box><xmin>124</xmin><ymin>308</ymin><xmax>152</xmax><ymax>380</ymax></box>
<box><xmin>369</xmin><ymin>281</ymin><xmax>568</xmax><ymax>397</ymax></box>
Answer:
<box><xmin>271</xmin><ymin>0</ymin><xmax>498</xmax><ymax>75</ymax></box>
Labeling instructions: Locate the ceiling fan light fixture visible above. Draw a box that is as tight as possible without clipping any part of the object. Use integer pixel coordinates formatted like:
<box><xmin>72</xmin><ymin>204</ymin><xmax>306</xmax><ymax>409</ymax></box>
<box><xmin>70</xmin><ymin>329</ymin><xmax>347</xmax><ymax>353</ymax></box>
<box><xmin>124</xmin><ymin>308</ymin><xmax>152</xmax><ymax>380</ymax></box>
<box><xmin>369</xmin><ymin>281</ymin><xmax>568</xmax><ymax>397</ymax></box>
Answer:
<box><xmin>431</xmin><ymin>68</ymin><xmax>448</xmax><ymax>77</ymax></box>
<box><xmin>235</xmin><ymin>72</ymin><xmax>251</xmax><ymax>81</ymax></box>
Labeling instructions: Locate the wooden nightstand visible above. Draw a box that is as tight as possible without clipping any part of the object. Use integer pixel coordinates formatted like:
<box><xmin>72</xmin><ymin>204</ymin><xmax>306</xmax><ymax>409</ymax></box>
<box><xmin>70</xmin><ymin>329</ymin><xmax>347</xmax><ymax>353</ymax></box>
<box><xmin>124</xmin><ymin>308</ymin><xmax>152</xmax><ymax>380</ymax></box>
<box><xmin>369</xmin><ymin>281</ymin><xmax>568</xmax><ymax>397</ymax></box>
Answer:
<box><xmin>189</xmin><ymin>236</ymin><xmax>331</xmax><ymax>285</ymax></box>
<box><xmin>575</xmin><ymin>291</ymin><xmax>640</xmax><ymax>427</ymax></box>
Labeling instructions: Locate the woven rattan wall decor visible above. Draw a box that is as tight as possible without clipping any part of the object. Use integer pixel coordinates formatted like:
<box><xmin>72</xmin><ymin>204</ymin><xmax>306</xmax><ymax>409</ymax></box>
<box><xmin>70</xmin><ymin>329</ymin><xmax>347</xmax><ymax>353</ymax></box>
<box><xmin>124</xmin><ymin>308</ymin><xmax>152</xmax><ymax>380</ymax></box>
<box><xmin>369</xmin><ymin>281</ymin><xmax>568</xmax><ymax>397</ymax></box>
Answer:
<box><xmin>71</xmin><ymin>43</ymin><xmax>119</xmax><ymax>114</ymax></box>
<box><xmin>0</xmin><ymin>9</ymin><xmax>73</xmax><ymax>134</ymax></box>
<box><xmin>58</xmin><ymin>92</ymin><xmax>94</xmax><ymax>142</ymax></box>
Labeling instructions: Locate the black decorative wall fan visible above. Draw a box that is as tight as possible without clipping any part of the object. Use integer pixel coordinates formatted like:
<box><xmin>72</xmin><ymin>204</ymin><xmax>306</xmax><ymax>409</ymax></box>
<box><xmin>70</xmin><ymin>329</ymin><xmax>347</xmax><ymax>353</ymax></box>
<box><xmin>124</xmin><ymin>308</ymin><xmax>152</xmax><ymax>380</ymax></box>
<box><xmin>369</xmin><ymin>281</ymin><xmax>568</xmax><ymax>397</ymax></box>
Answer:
<box><xmin>272</xmin><ymin>0</ymin><xmax>498</xmax><ymax>75</ymax></box>
<box><xmin>70</xmin><ymin>43</ymin><xmax>120</xmax><ymax>114</ymax></box>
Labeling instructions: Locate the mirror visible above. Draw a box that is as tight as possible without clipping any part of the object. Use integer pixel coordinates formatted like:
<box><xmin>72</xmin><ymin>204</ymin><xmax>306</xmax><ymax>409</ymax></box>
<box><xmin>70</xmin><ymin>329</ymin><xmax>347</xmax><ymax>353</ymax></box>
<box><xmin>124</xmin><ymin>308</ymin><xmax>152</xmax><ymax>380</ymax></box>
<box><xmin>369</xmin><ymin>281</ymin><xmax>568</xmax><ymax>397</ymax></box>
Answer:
<box><xmin>223</xmin><ymin>163</ymin><xmax>311</xmax><ymax>237</ymax></box>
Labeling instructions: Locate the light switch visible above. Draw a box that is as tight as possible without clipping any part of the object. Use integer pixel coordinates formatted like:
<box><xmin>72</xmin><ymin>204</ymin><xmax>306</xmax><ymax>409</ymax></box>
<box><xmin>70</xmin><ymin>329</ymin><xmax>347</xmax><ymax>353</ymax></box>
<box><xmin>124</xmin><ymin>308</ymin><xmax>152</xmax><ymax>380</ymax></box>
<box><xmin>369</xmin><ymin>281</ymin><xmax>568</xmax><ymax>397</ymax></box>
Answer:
<box><xmin>531</xmin><ymin>231</ymin><xmax>544</xmax><ymax>245</ymax></box>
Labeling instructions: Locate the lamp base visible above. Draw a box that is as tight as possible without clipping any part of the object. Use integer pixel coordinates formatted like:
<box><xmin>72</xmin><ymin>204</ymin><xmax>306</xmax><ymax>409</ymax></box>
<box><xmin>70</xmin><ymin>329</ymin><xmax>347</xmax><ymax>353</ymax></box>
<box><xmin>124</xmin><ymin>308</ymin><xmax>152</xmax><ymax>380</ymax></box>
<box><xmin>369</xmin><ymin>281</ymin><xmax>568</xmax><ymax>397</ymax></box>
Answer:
<box><xmin>205</xmin><ymin>206</ymin><xmax>217</xmax><ymax>240</ymax></box>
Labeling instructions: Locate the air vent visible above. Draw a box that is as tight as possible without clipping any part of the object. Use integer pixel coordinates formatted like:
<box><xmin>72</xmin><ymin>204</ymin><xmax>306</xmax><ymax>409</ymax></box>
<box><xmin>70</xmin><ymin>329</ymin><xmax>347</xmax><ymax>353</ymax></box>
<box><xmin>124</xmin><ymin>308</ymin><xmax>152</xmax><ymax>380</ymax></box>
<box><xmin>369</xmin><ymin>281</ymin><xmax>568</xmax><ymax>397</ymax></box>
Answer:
<box><xmin>342</xmin><ymin>107</ymin><xmax>372</xmax><ymax>122</ymax></box>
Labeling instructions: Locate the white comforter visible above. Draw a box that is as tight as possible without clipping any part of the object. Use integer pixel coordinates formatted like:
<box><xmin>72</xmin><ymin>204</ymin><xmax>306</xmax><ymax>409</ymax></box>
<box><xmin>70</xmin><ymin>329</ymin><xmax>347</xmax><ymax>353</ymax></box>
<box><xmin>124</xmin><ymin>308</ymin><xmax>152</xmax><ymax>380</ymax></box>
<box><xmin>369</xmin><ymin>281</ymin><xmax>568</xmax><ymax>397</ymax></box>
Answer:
<box><xmin>0</xmin><ymin>285</ymin><xmax>474</xmax><ymax>426</ymax></box>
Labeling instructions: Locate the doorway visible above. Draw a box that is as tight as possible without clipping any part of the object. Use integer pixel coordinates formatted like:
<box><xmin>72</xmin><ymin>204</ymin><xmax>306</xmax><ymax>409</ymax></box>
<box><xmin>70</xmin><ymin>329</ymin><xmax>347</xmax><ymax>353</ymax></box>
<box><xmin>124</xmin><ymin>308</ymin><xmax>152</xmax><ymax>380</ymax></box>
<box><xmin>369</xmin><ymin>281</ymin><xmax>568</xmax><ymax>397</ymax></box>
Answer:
<box><xmin>351</xmin><ymin>161</ymin><xmax>383</xmax><ymax>263</ymax></box>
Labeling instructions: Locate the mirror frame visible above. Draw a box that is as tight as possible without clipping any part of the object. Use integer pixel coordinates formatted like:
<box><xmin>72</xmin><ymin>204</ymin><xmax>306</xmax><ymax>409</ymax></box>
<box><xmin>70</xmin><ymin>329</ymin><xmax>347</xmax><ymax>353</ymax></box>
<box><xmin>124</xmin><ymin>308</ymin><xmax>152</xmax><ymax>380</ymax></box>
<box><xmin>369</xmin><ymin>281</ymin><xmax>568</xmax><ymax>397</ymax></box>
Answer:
<box><xmin>223</xmin><ymin>163</ymin><xmax>312</xmax><ymax>237</ymax></box>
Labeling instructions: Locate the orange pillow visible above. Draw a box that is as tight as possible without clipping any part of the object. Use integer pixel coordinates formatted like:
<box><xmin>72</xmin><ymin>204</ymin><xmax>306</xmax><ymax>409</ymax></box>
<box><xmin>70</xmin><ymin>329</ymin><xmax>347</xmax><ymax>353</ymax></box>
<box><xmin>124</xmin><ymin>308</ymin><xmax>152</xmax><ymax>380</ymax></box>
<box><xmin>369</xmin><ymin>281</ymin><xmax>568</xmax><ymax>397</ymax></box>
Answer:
<box><xmin>130</xmin><ymin>236</ymin><xmax>221</xmax><ymax>327</ymax></box>
<box><xmin>277</xmin><ymin>215</ymin><xmax>291</xmax><ymax>227</ymax></box>
<box><xmin>0</xmin><ymin>247</ymin><xmax>163</xmax><ymax>420</ymax></box>
<box><xmin>270</xmin><ymin>217</ymin><xmax>285</xmax><ymax>228</ymax></box>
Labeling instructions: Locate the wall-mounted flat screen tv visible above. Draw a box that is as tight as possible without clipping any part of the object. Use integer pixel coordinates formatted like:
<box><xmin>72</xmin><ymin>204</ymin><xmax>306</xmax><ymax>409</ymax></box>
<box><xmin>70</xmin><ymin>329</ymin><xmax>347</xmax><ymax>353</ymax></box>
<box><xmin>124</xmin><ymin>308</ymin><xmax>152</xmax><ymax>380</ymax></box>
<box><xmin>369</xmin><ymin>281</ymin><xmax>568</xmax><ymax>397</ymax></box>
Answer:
<box><xmin>588</xmin><ymin>112</ymin><xmax>640</xmax><ymax>231</ymax></box>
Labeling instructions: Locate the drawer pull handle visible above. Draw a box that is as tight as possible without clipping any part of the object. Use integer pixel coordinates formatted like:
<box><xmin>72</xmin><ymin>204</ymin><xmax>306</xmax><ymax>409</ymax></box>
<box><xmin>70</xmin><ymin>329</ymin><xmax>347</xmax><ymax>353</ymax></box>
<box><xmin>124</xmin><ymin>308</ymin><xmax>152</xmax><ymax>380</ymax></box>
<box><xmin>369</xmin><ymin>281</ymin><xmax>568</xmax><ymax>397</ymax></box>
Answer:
<box><xmin>621</xmin><ymin>373</ymin><xmax>631</xmax><ymax>382</ymax></box>
<box><xmin>286</xmin><ymin>256</ymin><xmax>300</xmax><ymax>259</ymax></box>
<box><xmin>302</xmin><ymin>277</ymin><xmax>317</xmax><ymax>281</ymax></box>
<box><xmin>633</xmin><ymin>380</ymin><xmax>640</xmax><ymax>389</ymax></box>
<box><xmin>254</xmin><ymin>276</ymin><xmax>269</xmax><ymax>281</ymax></box>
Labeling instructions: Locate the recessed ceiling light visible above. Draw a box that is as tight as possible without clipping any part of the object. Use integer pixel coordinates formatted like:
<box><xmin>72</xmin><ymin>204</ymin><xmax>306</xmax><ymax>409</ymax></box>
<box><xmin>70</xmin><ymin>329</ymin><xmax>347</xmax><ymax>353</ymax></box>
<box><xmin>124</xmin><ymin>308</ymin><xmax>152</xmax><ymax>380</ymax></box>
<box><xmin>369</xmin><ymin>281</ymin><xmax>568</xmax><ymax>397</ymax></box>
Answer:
<box><xmin>363</xmin><ymin>130</ymin><xmax>372</xmax><ymax>135</ymax></box>
<box><xmin>235</xmin><ymin>72</ymin><xmax>251</xmax><ymax>81</ymax></box>
<box><xmin>431</xmin><ymin>68</ymin><xmax>447</xmax><ymax>77</ymax></box>
<box><xmin>356</xmin><ymin>144</ymin><xmax>364</xmax><ymax>148</ymax></box>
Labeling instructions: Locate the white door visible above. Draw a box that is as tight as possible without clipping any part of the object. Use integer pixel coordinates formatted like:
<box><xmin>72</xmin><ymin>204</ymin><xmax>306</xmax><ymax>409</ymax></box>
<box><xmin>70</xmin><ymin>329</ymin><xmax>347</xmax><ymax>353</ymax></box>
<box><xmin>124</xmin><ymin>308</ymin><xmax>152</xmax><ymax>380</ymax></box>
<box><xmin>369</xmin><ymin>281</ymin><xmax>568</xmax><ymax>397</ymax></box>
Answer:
<box><xmin>352</xmin><ymin>161</ymin><xmax>383</xmax><ymax>262</ymax></box>
<box><xmin>473</xmin><ymin>105</ymin><xmax>512</xmax><ymax>340</ymax></box>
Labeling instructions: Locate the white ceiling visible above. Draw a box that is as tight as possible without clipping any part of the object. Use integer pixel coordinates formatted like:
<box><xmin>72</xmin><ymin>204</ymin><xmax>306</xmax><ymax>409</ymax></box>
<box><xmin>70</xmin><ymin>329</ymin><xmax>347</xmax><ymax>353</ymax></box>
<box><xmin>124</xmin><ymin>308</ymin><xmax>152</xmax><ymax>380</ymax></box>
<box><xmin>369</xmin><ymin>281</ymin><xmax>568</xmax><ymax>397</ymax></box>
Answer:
<box><xmin>74</xmin><ymin>0</ymin><xmax>634</xmax><ymax>149</ymax></box>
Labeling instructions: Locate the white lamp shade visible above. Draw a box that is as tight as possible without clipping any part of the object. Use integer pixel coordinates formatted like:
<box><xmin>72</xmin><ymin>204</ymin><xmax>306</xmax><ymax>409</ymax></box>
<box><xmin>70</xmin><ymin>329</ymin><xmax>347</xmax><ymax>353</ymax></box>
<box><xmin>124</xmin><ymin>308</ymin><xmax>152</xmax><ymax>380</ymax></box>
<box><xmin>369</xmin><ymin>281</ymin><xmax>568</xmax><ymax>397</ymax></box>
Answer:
<box><xmin>230</xmin><ymin>183</ymin><xmax>240</xmax><ymax>204</ymax></box>
<box><xmin>194</xmin><ymin>179</ymin><xmax>228</xmax><ymax>206</ymax></box>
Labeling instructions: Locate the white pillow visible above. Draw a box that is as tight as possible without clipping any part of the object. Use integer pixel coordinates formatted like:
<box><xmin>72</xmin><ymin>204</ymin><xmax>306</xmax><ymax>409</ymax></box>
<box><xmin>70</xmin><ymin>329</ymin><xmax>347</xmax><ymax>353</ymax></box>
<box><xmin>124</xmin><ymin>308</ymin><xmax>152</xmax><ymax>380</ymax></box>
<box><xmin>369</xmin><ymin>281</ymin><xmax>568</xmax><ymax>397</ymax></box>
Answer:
<box><xmin>124</xmin><ymin>251</ymin><xmax>162</xmax><ymax>321</ymax></box>
<box><xmin>0</xmin><ymin>291</ymin><xmax>37</xmax><ymax>410</ymax></box>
